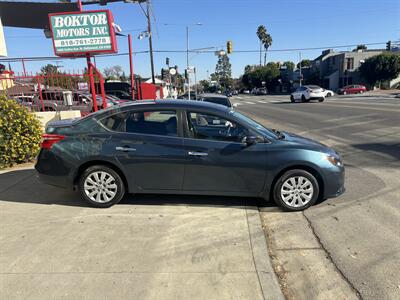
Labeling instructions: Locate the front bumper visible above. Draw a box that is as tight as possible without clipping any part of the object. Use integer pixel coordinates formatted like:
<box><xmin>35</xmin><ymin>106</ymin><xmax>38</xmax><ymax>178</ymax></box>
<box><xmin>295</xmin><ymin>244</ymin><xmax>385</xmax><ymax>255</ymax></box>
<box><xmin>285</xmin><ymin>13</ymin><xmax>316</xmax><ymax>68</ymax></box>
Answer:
<box><xmin>322</xmin><ymin>166</ymin><xmax>345</xmax><ymax>199</ymax></box>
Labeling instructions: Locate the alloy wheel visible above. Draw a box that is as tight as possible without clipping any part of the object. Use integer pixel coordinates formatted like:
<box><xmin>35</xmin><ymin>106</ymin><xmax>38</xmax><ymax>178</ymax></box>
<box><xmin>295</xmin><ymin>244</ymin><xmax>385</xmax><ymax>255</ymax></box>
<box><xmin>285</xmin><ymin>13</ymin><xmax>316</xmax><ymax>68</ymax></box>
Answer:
<box><xmin>280</xmin><ymin>176</ymin><xmax>314</xmax><ymax>208</ymax></box>
<box><xmin>84</xmin><ymin>171</ymin><xmax>118</xmax><ymax>203</ymax></box>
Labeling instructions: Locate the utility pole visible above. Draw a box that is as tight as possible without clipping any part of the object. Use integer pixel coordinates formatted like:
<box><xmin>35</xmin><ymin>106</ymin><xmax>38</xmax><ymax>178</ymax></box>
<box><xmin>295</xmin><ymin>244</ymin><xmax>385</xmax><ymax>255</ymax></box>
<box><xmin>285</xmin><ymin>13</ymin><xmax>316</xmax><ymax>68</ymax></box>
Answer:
<box><xmin>146</xmin><ymin>0</ymin><xmax>155</xmax><ymax>84</ymax></box>
<box><xmin>186</xmin><ymin>26</ymin><xmax>190</xmax><ymax>100</ymax></box>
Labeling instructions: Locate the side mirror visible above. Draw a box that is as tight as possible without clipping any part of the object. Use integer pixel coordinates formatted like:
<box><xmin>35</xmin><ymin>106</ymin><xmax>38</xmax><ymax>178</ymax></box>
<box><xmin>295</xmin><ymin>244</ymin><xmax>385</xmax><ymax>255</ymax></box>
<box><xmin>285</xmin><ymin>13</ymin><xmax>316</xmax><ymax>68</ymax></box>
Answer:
<box><xmin>242</xmin><ymin>136</ymin><xmax>257</xmax><ymax>146</ymax></box>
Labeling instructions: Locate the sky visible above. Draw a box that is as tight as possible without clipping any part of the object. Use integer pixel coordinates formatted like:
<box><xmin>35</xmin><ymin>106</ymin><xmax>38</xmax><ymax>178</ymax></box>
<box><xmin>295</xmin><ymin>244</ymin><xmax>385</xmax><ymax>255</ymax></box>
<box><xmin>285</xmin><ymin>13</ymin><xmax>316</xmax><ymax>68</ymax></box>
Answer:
<box><xmin>2</xmin><ymin>0</ymin><xmax>400</xmax><ymax>80</ymax></box>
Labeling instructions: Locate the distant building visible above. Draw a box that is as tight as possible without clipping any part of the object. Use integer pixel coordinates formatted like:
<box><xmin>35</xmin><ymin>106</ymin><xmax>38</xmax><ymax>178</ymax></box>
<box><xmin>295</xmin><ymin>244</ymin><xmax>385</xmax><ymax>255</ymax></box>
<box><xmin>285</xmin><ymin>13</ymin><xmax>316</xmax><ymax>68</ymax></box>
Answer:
<box><xmin>312</xmin><ymin>48</ymin><xmax>384</xmax><ymax>91</ymax></box>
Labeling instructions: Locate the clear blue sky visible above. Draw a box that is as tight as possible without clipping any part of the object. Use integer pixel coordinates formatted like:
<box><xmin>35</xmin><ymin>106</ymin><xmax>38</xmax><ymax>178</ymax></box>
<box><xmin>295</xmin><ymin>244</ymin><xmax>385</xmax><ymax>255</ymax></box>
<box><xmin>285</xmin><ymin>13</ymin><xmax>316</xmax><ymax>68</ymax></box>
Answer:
<box><xmin>3</xmin><ymin>0</ymin><xmax>400</xmax><ymax>80</ymax></box>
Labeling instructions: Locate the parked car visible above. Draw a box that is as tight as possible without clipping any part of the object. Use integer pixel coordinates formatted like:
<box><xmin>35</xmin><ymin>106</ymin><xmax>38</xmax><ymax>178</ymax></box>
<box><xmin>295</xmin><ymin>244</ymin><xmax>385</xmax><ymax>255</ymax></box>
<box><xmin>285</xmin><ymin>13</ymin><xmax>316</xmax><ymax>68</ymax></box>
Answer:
<box><xmin>177</xmin><ymin>91</ymin><xmax>197</xmax><ymax>100</ymax></box>
<box><xmin>242</xmin><ymin>89</ymin><xmax>250</xmax><ymax>94</ymax></box>
<box><xmin>30</xmin><ymin>90</ymin><xmax>93</xmax><ymax>113</ymax></box>
<box><xmin>36</xmin><ymin>100</ymin><xmax>345</xmax><ymax>211</ymax></box>
<box><xmin>198</xmin><ymin>93</ymin><xmax>232</xmax><ymax>108</ymax></box>
<box><xmin>107</xmin><ymin>90</ymin><xmax>133</xmax><ymax>100</ymax></box>
<box><xmin>255</xmin><ymin>87</ymin><xmax>268</xmax><ymax>95</ymax></box>
<box><xmin>323</xmin><ymin>89</ymin><xmax>334</xmax><ymax>97</ymax></box>
<box><xmin>104</xmin><ymin>81</ymin><xmax>132</xmax><ymax>95</ymax></box>
<box><xmin>290</xmin><ymin>85</ymin><xmax>325</xmax><ymax>102</ymax></box>
<box><xmin>337</xmin><ymin>85</ymin><xmax>367</xmax><ymax>95</ymax></box>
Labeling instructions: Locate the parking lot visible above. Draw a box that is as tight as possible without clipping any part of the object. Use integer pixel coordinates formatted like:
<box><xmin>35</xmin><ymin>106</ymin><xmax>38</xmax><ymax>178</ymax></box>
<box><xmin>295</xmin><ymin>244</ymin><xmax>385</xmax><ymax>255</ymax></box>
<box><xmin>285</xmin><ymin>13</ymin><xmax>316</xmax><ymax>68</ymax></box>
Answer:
<box><xmin>231</xmin><ymin>94</ymin><xmax>400</xmax><ymax>299</ymax></box>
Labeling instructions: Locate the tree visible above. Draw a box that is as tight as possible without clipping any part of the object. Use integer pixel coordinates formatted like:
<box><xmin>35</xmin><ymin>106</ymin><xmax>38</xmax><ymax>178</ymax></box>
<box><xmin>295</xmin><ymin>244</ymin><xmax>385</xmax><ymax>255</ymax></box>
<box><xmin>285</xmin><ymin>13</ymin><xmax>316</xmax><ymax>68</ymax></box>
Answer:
<box><xmin>359</xmin><ymin>53</ymin><xmax>400</xmax><ymax>87</ymax></box>
<box><xmin>241</xmin><ymin>63</ymin><xmax>280</xmax><ymax>90</ymax></box>
<box><xmin>297</xmin><ymin>59</ymin><xmax>312</xmax><ymax>69</ymax></box>
<box><xmin>40</xmin><ymin>64</ymin><xmax>59</xmax><ymax>75</ymax></box>
<box><xmin>103</xmin><ymin>65</ymin><xmax>123</xmax><ymax>81</ymax></box>
<box><xmin>282</xmin><ymin>61</ymin><xmax>295</xmax><ymax>71</ymax></box>
<box><xmin>256</xmin><ymin>25</ymin><xmax>273</xmax><ymax>66</ymax></box>
<box><xmin>355</xmin><ymin>44</ymin><xmax>367</xmax><ymax>51</ymax></box>
<box><xmin>211</xmin><ymin>54</ymin><xmax>232</xmax><ymax>90</ymax></box>
<box><xmin>198</xmin><ymin>80</ymin><xmax>211</xmax><ymax>92</ymax></box>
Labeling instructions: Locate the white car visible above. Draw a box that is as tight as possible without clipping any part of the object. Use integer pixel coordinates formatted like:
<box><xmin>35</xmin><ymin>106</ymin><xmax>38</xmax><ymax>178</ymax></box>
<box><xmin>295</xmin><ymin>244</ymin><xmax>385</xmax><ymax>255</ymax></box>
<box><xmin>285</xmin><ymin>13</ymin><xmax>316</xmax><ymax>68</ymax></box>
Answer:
<box><xmin>323</xmin><ymin>89</ymin><xmax>334</xmax><ymax>97</ymax></box>
<box><xmin>291</xmin><ymin>85</ymin><xmax>325</xmax><ymax>102</ymax></box>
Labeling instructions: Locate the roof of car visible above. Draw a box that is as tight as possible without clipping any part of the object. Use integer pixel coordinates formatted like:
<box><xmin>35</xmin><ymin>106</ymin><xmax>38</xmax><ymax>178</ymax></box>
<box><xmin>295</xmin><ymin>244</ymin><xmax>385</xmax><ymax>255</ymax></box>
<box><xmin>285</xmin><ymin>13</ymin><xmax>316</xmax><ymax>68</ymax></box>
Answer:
<box><xmin>107</xmin><ymin>99</ymin><xmax>231</xmax><ymax>113</ymax></box>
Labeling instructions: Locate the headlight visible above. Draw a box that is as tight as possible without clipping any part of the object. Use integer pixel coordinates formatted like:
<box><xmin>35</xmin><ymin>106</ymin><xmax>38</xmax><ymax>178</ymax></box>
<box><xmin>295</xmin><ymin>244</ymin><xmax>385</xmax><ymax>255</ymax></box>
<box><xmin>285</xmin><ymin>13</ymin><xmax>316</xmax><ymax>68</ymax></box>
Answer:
<box><xmin>326</xmin><ymin>154</ymin><xmax>343</xmax><ymax>167</ymax></box>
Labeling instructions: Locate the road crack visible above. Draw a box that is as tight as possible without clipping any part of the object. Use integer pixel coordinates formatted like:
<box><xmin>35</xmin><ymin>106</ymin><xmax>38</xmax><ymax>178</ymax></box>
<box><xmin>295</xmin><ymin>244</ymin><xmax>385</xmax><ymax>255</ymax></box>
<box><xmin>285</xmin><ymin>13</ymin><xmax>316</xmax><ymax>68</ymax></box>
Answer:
<box><xmin>302</xmin><ymin>212</ymin><xmax>363</xmax><ymax>300</ymax></box>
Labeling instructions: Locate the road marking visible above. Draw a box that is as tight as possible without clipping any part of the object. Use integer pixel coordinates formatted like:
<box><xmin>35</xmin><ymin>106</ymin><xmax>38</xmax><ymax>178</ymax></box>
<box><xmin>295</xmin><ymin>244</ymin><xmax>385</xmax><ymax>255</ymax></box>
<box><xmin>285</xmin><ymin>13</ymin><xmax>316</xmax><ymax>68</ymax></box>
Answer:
<box><xmin>257</xmin><ymin>101</ymin><xmax>269</xmax><ymax>103</ymax></box>
<box><xmin>326</xmin><ymin>113</ymin><xmax>377</xmax><ymax>123</ymax></box>
<box><xmin>244</xmin><ymin>101</ymin><xmax>256</xmax><ymax>105</ymax></box>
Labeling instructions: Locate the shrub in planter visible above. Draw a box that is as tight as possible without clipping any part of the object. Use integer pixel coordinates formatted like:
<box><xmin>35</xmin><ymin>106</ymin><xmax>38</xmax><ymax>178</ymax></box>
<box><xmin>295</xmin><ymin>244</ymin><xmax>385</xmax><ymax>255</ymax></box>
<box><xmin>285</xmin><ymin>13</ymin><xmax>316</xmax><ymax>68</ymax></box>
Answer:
<box><xmin>0</xmin><ymin>95</ymin><xmax>42</xmax><ymax>168</ymax></box>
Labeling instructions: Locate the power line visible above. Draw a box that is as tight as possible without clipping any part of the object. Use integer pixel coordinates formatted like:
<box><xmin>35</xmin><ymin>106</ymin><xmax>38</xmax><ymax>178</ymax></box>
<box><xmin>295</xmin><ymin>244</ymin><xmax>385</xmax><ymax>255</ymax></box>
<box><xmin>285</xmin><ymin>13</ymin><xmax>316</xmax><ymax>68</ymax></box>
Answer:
<box><xmin>0</xmin><ymin>41</ymin><xmax>388</xmax><ymax>63</ymax></box>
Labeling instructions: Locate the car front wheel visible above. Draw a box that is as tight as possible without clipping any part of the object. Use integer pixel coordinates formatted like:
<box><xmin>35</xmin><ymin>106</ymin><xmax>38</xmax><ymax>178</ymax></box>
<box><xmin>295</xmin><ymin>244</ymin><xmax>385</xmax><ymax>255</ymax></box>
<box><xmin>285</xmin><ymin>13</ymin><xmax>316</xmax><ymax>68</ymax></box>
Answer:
<box><xmin>79</xmin><ymin>165</ymin><xmax>125</xmax><ymax>208</ymax></box>
<box><xmin>273</xmin><ymin>169</ymin><xmax>319</xmax><ymax>211</ymax></box>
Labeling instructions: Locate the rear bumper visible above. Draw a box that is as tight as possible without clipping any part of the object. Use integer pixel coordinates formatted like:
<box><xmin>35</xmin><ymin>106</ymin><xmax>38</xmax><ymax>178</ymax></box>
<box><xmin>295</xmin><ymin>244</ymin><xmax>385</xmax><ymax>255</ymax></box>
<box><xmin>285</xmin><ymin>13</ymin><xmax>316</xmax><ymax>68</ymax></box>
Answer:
<box><xmin>35</xmin><ymin>149</ymin><xmax>74</xmax><ymax>189</ymax></box>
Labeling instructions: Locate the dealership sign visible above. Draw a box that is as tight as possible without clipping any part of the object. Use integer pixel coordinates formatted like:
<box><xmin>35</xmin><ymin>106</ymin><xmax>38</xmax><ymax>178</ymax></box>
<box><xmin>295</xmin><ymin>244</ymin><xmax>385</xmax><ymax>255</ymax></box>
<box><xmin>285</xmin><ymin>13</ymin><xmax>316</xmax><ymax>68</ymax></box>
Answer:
<box><xmin>49</xmin><ymin>10</ymin><xmax>117</xmax><ymax>57</ymax></box>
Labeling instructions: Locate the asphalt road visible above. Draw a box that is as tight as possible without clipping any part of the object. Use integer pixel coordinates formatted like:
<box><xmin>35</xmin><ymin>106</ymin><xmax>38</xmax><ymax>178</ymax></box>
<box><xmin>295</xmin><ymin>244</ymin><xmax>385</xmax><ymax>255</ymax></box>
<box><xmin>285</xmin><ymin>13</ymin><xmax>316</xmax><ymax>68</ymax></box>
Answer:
<box><xmin>232</xmin><ymin>94</ymin><xmax>400</xmax><ymax>299</ymax></box>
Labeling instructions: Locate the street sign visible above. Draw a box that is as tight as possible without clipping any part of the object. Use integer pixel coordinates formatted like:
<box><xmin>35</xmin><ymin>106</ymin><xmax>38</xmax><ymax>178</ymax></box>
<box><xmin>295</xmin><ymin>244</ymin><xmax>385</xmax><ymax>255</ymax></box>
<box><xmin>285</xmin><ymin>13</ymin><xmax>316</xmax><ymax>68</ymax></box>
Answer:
<box><xmin>48</xmin><ymin>10</ymin><xmax>117</xmax><ymax>57</ymax></box>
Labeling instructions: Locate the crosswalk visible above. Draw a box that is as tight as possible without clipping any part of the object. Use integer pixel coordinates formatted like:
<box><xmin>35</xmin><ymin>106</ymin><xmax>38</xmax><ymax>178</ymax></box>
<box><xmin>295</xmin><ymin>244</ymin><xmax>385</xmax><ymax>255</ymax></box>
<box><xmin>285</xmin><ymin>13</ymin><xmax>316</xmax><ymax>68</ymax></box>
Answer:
<box><xmin>232</xmin><ymin>99</ymin><xmax>285</xmax><ymax>107</ymax></box>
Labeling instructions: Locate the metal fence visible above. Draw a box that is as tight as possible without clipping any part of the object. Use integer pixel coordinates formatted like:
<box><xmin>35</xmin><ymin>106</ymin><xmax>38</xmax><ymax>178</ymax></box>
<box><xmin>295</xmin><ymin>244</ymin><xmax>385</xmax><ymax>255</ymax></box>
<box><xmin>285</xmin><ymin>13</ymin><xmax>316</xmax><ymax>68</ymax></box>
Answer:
<box><xmin>1</xmin><ymin>69</ymin><xmax>106</xmax><ymax>116</ymax></box>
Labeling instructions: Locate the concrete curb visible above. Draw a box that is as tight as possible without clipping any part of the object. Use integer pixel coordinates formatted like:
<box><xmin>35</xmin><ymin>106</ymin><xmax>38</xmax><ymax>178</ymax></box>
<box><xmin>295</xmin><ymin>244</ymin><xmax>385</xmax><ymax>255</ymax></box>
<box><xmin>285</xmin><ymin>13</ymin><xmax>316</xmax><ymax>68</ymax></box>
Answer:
<box><xmin>245</xmin><ymin>206</ymin><xmax>285</xmax><ymax>300</ymax></box>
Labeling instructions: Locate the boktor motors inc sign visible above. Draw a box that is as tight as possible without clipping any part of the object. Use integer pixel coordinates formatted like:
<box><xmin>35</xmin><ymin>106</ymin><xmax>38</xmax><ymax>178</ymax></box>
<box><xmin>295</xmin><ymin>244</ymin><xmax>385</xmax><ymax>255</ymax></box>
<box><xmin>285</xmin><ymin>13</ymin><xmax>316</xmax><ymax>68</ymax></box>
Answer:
<box><xmin>49</xmin><ymin>10</ymin><xmax>117</xmax><ymax>57</ymax></box>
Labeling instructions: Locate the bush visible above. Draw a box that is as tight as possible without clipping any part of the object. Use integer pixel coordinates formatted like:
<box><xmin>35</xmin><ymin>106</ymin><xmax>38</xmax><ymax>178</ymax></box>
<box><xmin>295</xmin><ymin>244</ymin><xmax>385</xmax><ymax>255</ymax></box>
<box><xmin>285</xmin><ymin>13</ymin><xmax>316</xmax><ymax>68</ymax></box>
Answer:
<box><xmin>0</xmin><ymin>95</ymin><xmax>42</xmax><ymax>168</ymax></box>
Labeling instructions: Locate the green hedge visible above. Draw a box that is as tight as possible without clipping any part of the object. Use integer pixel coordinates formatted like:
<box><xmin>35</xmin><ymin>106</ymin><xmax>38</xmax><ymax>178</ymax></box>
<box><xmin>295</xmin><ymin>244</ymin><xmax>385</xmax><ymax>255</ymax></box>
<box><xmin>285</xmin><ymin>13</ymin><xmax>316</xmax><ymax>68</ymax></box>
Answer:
<box><xmin>0</xmin><ymin>95</ymin><xmax>42</xmax><ymax>168</ymax></box>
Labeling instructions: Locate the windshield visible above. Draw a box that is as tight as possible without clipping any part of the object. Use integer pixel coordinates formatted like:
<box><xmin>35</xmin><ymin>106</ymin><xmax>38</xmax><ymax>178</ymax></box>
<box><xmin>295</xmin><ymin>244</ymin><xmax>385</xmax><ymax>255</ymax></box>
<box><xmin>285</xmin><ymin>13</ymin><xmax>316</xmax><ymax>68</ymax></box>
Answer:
<box><xmin>231</xmin><ymin>111</ymin><xmax>279</xmax><ymax>139</ymax></box>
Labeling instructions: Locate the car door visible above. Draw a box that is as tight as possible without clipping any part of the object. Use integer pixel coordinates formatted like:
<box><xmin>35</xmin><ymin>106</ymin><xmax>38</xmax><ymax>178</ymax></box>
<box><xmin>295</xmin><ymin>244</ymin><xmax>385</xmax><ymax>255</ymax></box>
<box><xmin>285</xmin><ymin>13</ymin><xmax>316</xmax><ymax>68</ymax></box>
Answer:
<box><xmin>99</xmin><ymin>108</ymin><xmax>186</xmax><ymax>191</ymax></box>
<box><xmin>182</xmin><ymin>110</ymin><xmax>268</xmax><ymax>194</ymax></box>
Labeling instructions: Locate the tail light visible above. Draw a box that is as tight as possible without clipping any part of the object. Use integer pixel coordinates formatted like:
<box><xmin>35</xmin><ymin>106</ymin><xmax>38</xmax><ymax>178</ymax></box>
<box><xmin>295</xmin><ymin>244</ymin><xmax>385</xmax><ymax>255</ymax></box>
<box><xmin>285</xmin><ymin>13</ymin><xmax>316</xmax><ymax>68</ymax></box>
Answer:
<box><xmin>41</xmin><ymin>134</ymin><xmax>65</xmax><ymax>149</ymax></box>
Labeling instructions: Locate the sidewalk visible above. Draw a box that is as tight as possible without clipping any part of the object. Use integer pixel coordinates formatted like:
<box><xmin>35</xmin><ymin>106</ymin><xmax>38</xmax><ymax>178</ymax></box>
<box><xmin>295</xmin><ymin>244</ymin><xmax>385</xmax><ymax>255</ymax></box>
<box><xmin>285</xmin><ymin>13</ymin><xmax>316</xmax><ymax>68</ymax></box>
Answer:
<box><xmin>0</xmin><ymin>166</ymin><xmax>283</xmax><ymax>300</ymax></box>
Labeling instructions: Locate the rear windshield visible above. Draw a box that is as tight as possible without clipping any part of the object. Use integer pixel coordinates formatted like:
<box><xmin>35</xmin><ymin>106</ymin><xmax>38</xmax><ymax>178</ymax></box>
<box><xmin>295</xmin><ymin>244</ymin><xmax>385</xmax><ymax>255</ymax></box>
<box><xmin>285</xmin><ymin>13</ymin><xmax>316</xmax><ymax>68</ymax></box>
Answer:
<box><xmin>202</xmin><ymin>97</ymin><xmax>231</xmax><ymax>107</ymax></box>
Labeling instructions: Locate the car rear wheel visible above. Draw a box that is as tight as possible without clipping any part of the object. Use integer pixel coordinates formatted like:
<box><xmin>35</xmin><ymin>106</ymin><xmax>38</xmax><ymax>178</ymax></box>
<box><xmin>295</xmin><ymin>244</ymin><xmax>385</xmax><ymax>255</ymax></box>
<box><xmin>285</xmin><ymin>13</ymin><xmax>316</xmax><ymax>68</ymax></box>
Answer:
<box><xmin>79</xmin><ymin>165</ymin><xmax>125</xmax><ymax>208</ymax></box>
<box><xmin>290</xmin><ymin>95</ymin><xmax>295</xmax><ymax>102</ymax></box>
<box><xmin>273</xmin><ymin>169</ymin><xmax>319</xmax><ymax>211</ymax></box>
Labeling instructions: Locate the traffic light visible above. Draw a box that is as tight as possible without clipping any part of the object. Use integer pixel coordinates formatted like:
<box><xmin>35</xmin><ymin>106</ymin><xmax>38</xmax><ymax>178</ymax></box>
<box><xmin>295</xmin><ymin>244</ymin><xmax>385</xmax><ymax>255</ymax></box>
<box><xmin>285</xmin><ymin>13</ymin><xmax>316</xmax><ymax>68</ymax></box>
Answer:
<box><xmin>386</xmin><ymin>41</ymin><xmax>392</xmax><ymax>51</ymax></box>
<box><xmin>166</xmin><ymin>57</ymin><xmax>170</xmax><ymax>66</ymax></box>
<box><xmin>227</xmin><ymin>41</ymin><xmax>233</xmax><ymax>54</ymax></box>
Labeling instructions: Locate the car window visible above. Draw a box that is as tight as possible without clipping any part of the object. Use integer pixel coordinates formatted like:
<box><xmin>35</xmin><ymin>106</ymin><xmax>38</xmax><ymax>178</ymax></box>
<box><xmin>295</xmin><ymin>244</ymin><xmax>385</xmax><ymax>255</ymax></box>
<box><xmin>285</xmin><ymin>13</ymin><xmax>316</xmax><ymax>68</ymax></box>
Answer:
<box><xmin>126</xmin><ymin>110</ymin><xmax>177</xmax><ymax>136</ymax></box>
<box><xmin>186</xmin><ymin>111</ymin><xmax>249</xmax><ymax>143</ymax></box>
<box><xmin>100</xmin><ymin>110</ymin><xmax>178</xmax><ymax>137</ymax></box>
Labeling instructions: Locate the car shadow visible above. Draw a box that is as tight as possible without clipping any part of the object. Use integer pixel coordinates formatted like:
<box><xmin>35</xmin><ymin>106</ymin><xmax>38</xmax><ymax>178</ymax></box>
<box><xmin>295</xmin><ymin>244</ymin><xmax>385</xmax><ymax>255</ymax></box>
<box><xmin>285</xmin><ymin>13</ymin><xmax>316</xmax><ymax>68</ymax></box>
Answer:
<box><xmin>0</xmin><ymin>169</ymin><xmax>275</xmax><ymax>209</ymax></box>
<box><xmin>350</xmin><ymin>142</ymin><xmax>400</xmax><ymax>161</ymax></box>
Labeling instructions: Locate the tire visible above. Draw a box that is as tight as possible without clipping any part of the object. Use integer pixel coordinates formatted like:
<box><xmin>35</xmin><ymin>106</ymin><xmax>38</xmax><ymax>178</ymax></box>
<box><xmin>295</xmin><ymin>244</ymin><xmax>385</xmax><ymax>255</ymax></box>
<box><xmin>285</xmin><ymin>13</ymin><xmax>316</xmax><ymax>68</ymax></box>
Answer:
<box><xmin>290</xmin><ymin>95</ymin><xmax>295</xmax><ymax>102</ymax></box>
<box><xmin>79</xmin><ymin>165</ymin><xmax>125</xmax><ymax>208</ymax></box>
<box><xmin>301</xmin><ymin>95</ymin><xmax>306</xmax><ymax>102</ymax></box>
<box><xmin>318</xmin><ymin>98</ymin><xmax>324</xmax><ymax>102</ymax></box>
<box><xmin>273</xmin><ymin>169</ymin><xmax>319</xmax><ymax>211</ymax></box>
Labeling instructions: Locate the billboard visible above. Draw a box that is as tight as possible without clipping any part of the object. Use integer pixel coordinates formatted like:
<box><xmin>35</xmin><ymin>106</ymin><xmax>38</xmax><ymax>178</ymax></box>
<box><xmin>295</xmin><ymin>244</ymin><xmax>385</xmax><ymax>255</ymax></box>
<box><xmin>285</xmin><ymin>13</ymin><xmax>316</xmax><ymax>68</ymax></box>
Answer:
<box><xmin>49</xmin><ymin>10</ymin><xmax>117</xmax><ymax>57</ymax></box>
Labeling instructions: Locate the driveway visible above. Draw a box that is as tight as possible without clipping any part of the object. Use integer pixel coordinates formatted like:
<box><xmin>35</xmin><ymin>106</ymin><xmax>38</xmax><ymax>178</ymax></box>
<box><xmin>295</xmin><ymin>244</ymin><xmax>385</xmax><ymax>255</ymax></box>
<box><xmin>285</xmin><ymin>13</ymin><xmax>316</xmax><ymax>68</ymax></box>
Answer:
<box><xmin>0</xmin><ymin>167</ymin><xmax>282</xmax><ymax>299</ymax></box>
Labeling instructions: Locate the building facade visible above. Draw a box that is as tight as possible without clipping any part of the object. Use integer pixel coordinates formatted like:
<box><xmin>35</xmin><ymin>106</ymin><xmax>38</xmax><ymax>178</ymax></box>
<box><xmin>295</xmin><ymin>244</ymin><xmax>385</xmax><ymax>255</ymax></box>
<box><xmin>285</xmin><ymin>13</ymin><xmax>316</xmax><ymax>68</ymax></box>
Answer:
<box><xmin>312</xmin><ymin>49</ymin><xmax>383</xmax><ymax>91</ymax></box>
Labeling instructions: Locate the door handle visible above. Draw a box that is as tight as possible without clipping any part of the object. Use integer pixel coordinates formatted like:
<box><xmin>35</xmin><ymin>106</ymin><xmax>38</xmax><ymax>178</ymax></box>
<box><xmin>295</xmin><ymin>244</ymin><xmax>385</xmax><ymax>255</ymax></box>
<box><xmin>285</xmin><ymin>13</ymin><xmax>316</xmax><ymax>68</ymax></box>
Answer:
<box><xmin>188</xmin><ymin>151</ymin><xmax>208</xmax><ymax>157</ymax></box>
<box><xmin>116</xmin><ymin>146</ymin><xmax>136</xmax><ymax>152</ymax></box>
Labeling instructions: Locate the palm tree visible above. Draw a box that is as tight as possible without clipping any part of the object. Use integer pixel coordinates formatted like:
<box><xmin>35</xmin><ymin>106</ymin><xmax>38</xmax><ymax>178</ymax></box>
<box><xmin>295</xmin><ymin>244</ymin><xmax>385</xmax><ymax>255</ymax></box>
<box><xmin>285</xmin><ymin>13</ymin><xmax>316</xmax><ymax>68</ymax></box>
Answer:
<box><xmin>256</xmin><ymin>25</ymin><xmax>273</xmax><ymax>66</ymax></box>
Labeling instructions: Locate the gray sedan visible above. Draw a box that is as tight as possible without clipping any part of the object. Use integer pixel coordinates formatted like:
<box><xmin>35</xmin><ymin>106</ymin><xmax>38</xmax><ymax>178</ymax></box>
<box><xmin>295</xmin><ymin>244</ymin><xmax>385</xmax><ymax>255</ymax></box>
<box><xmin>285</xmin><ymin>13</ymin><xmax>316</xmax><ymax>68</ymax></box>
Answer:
<box><xmin>35</xmin><ymin>100</ymin><xmax>345</xmax><ymax>211</ymax></box>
